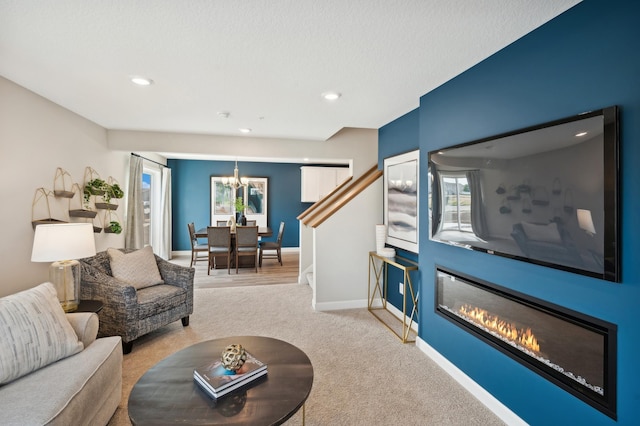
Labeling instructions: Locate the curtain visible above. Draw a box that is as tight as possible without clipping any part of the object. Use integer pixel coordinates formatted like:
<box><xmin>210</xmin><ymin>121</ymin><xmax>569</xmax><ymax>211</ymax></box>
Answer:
<box><xmin>431</xmin><ymin>168</ymin><xmax>442</xmax><ymax>236</ymax></box>
<box><xmin>157</xmin><ymin>167</ymin><xmax>172</xmax><ymax>259</ymax></box>
<box><xmin>466</xmin><ymin>170</ymin><xmax>488</xmax><ymax>239</ymax></box>
<box><xmin>125</xmin><ymin>155</ymin><xmax>145</xmax><ymax>249</ymax></box>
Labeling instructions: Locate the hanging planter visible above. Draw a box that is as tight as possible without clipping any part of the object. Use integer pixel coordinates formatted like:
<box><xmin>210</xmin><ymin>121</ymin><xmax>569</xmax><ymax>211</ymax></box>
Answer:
<box><xmin>499</xmin><ymin>199</ymin><xmax>512</xmax><ymax>214</ymax></box>
<box><xmin>32</xmin><ymin>187</ymin><xmax>67</xmax><ymax>229</ymax></box>
<box><xmin>103</xmin><ymin>210</ymin><xmax>123</xmax><ymax>234</ymax></box>
<box><xmin>531</xmin><ymin>187</ymin><xmax>550</xmax><ymax>206</ymax></box>
<box><xmin>95</xmin><ymin>202</ymin><xmax>118</xmax><ymax>210</ymax></box>
<box><xmin>506</xmin><ymin>185</ymin><xmax>521</xmax><ymax>201</ymax></box>
<box><xmin>521</xmin><ymin>198</ymin><xmax>532</xmax><ymax>214</ymax></box>
<box><xmin>68</xmin><ymin>183</ymin><xmax>97</xmax><ymax>218</ymax></box>
<box><xmin>53</xmin><ymin>168</ymin><xmax>75</xmax><ymax>198</ymax></box>
<box><xmin>90</xmin><ymin>176</ymin><xmax>123</xmax><ymax>209</ymax></box>
<box><xmin>90</xmin><ymin>213</ymin><xmax>102</xmax><ymax>233</ymax></box>
<box><xmin>517</xmin><ymin>179</ymin><xmax>531</xmax><ymax>194</ymax></box>
<box><xmin>104</xmin><ymin>221</ymin><xmax>122</xmax><ymax>234</ymax></box>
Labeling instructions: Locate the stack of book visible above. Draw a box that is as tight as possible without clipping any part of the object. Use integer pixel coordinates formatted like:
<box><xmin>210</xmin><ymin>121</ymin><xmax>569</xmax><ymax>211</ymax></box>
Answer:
<box><xmin>193</xmin><ymin>351</ymin><xmax>268</xmax><ymax>399</ymax></box>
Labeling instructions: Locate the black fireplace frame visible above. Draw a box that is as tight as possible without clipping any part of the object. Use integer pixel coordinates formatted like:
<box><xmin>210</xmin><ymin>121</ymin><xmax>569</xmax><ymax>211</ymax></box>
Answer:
<box><xmin>434</xmin><ymin>266</ymin><xmax>617</xmax><ymax>419</ymax></box>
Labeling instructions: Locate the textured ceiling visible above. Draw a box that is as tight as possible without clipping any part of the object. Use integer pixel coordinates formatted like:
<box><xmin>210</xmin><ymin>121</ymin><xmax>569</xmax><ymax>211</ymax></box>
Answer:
<box><xmin>0</xmin><ymin>0</ymin><xmax>580</xmax><ymax>142</ymax></box>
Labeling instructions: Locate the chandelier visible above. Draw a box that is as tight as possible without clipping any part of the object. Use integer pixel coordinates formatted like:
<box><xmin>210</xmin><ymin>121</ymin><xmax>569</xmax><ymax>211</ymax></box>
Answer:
<box><xmin>221</xmin><ymin>160</ymin><xmax>248</xmax><ymax>190</ymax></box>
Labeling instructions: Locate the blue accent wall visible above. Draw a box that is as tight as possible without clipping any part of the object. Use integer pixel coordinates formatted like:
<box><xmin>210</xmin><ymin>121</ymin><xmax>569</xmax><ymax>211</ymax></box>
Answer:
<box><xmin>169</xmin><ymin>159</ymin><xmax>309</xmax><ymax>250</ymax></box>
<box><xmin>378</xmin><ymin>108</ymin><xmax>421</xmax><ymax>317</ymax></box>
<box><xmin>380</xmin><ymin>1</ymin><xmax>640</xmax><ymax>424</ymax></box>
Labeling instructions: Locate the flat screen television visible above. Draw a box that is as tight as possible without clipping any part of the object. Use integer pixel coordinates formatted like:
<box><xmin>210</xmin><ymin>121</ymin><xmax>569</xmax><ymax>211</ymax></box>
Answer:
<box><xmin>429</xmin><ymin>106</ymin><xmax>620</xmax><ymax>282</ymax></box>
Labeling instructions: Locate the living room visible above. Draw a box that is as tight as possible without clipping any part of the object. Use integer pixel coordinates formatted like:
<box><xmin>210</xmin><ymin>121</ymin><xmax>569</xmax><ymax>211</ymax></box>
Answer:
<box><xmin>2</xmin><ymin>1</ymin><xmax>640</xmax><ymax>424</ymax></box>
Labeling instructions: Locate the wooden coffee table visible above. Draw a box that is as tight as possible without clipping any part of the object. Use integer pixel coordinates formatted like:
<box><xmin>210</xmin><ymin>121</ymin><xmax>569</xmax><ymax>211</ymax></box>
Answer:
<box><xmin>128</xmin><ymin>336</ymin><xmax>314</xmax><ymax>425</ymax></box>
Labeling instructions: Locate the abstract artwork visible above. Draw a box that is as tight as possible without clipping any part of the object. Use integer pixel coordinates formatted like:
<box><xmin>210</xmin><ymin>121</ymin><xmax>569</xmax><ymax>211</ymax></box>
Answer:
<box><xmin>384</xmin><ymin>150</ymin><xmax>419</xmax><ymax>253</ymax></box>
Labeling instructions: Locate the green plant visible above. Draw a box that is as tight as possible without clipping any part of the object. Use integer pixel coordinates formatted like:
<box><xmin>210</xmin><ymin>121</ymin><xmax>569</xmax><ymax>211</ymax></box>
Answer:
<box><xmin>234</xmin><ymin>197</ymin><xmax>246</xmax><ymax>213</ymax></box>
<box><xmin>109</xmin><ymin>183</ymin><xmax>124</xmax><ymax>200</ymax></box>
<box><xmin>109</xmin><ymin>221</ymin><xmax>122</xmax><ymax>234</ymax></box>
<box><xmin>83</xmin><ymin>179</ymin><xmax>124</xmax><ymax>206</ymax></box>
<box><xmin>83</xmin><ymin>178</ymin><xmax>106</xmax><ymax>208</ymax></box>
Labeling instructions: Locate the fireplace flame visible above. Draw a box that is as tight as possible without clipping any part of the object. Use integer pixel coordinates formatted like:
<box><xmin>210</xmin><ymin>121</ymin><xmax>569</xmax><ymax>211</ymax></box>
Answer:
<box><xmin>458</xmin><ymin>304</ymin><xmax>540</xmax><ymax>353</ymax></box>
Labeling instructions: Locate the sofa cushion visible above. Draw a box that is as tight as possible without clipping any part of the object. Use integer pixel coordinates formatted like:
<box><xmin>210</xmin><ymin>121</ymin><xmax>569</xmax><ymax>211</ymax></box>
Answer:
<box><xmin>108</xmin><ymin>246</ymin><xmax>164</xmax><ymax>290</ymax></box>
<box><xmin>0</xmin><ymin>282</ymin><xmax>83</xmax><ymax>385</ymax></box>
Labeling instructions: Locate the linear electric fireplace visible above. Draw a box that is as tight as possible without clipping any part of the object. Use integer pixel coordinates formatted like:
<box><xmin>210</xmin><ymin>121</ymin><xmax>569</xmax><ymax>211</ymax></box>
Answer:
<box><xmin>435</xmin><ymin>267</ymin><xmax>617</xmax><ymax>419</ymax></box>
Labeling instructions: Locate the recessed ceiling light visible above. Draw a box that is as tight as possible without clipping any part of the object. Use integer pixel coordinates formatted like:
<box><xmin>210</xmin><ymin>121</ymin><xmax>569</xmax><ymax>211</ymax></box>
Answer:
<box><xmin>130</xmin><ymin>76</ymin><xmax>153</xmax><ymax>86</ymax></box>
<box><xmin>575</xmin><ymin>131</ymin><xmax>588</xmax><ymax>137</ymax></box>
<box><xmin>321</xmin><ymin>91</ymin><xmax>341</xmax><ymax>101</ymax></box>
<box><xmin>239</xmin><ymin>128</ymin><xmax>252</xmax><ymax>133</ymax></box>
<box><xmin>218</xmin><ymin>112</ymin><xmax>230</xmax><ymax>119</ymax></box>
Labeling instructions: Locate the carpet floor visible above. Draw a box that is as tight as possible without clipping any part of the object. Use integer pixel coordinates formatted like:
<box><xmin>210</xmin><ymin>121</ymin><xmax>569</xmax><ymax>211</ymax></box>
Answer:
<box><xmin>107</xmin><ymin>283</ymin><xmax>504</xmax><ymax>425</ymax></box>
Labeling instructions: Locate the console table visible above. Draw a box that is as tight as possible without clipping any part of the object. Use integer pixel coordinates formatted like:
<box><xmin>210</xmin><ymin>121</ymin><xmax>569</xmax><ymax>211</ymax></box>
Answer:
<box><xmin>368</xmin><ymin>251</ymin><xmax>419</xmax><ymax>343</ymax></box>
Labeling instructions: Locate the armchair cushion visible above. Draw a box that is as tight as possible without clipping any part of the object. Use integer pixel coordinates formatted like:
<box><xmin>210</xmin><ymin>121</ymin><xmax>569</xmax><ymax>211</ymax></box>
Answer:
<box><xmin>137</xmin><ymin>284</ymin><xmax>188</xmax><ymax>320</ymax></box>
<box><xmin>0</xmin><ymin>282</ymin><xmax>83</xmax><ymax>385</ymax></box>
<box><xmin>108</xmin><ymin>246</ymin><xmax>164</xmax><ymax>290</ymax></box>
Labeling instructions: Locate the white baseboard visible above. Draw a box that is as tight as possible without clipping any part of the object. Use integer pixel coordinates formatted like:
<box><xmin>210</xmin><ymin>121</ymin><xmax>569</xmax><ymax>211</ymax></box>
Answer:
<box><xmin>314</xmin><ymin>298</ymin><xmax>368</xmax><ymax>311</ymax></box>
<box><xmin>416</xmin><ymin>338</ymin><xmax>527</xmax><ymax>426</ymax></box>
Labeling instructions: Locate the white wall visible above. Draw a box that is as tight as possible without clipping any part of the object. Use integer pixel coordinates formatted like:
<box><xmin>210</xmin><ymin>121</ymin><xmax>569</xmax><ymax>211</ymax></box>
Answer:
<box><xmin>313</xmin><ymin>178</ymin><xmax>383</xmax><ymax>310</ymax></box>
<box><xmin>0</xmin><ymin>77</ymin><xmax>129</xmax><ymax>296</ymax></box>
<box><xmin>108</xmin><ymin>127</ymin><xmax>378</xmax><ymax>177</ymax></box>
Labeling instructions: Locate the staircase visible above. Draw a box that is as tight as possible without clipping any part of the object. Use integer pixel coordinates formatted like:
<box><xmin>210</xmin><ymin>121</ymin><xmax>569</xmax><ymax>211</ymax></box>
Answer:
<box><xmin>297</xmin><ymin>165</ymin><xmax>383</xmax><ymax>310</ymax></box>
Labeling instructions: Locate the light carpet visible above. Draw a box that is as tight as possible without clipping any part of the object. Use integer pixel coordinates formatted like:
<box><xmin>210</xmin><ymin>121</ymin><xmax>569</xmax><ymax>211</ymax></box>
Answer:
<box><xmin>107</xmin><ymin>283</ymin><xmax>504</xmax><ymax>425</ymax></box>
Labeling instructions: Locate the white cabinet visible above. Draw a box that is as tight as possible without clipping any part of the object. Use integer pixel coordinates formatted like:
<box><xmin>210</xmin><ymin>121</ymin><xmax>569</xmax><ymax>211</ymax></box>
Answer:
<box><xmin>300</xmin><ymin>166</ymin><xmax>350</xmax><ymax>202</ymax></box>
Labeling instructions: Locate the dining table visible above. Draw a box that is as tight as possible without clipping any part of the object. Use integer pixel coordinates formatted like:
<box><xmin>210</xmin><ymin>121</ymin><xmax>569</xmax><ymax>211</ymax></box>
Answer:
<box><xmin>195</xmin><ymin>226</ymin><xmax>273</xmax><ymax>239</ymax></box>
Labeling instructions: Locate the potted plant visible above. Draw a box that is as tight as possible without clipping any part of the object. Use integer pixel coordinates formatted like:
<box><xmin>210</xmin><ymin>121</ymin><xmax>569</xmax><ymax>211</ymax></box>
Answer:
<box><xmin>85</xmin><ymin>179</ymin><xmax>124</xmax><ymax>209</ymax></box>
<box><xmin>234</xmin><ymin>197</ymin><xmax>247</xmax><ymax>225</ymax></box>
<box><xmin>105</xmin><ymin>220</ymin><xmax>122</xmax><ymax>234</ymax></box>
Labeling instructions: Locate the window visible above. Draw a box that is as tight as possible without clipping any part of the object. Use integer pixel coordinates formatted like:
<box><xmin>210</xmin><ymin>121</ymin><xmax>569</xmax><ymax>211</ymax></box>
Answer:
<box><xmin>441</xmin><ymin>175</ymin><xmax>472</xmax><ymax>232</ymax></box>
<box><xmin>143</xmin><ymin>167</ymin><xmax>162</xmax><ymax>247</ymax></box>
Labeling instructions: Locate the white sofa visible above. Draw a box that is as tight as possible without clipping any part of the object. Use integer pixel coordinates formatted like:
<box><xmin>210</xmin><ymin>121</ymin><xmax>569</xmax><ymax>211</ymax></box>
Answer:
<box><xmin>0</xmin><ymin>283</ymin><xmax>122</xmax><ymax>425</ymax></box>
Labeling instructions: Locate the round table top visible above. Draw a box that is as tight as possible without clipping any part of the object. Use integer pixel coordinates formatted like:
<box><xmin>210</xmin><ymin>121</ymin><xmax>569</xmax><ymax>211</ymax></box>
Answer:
<box><xmin>128</xmin><ymin>336</ymin><xmax>314</xmax><ymax>425</ymax></box>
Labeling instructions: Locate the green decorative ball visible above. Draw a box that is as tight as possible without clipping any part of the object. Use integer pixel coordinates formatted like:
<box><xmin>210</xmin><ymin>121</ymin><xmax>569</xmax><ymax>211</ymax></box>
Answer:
<box><xmin>221</xmin><ymin>344</ymin><xmax>247</xmax><ymax>372</ymax></box>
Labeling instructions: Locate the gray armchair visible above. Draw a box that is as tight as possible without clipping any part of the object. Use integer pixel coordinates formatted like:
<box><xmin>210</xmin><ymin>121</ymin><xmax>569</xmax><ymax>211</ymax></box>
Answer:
<box><xmin>79</xmin><ymin>249</ymin><xmax>194</xmax><ymax>354</ymax></box>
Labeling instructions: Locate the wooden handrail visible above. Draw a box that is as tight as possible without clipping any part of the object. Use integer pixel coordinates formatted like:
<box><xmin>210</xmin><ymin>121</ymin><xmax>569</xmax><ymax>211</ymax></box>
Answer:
<box><xmin>297</xmin><ymin>175</ymin><xmax>352</xmax><ymax>221</ymax></box>
<box><xmin>302</xmin><ymin>165</ymin><xmax>382</xmax><ymax>228</ymax></box>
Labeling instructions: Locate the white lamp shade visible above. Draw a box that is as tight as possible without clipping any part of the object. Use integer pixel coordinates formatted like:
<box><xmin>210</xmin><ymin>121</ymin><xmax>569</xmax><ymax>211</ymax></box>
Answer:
<box><xmin>31</xmin><ymin>223</ymin><xmax>97</xmax><ymax>262</ymax></box>
<box><xmin>577</xmin><ymin>209</ymin><xmax>597</xmax><ymax>235</ymax></box>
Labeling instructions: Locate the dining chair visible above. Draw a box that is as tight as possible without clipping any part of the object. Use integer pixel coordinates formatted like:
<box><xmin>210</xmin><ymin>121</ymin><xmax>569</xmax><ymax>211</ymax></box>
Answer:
<box><xmin>259</xmin><ymin>221</ymin><xmax>285</xmax><ymax>267</ymax></box>
<box><xmin>188</xmin><ymin>222</ymin><xmax>208</xmax><ymax>267</ymax></box>
<box><xmin>235</xmin><ymin>226</ymin><xmax>259</xmax><ymax>273</ymax></box>
<box><xmin>207</xmin><ymin>226</ymin><xmax>232</xmax><ymax>275</ymax></box>
<box><xmin>216</xmin><ymin>220</ymin><xmax>228</xmax><ymax>226</ymax></box>
<box><xmin>245</xmin><ymin>220</ymin><xmax>257</xmax><ymax>226</ymax></box>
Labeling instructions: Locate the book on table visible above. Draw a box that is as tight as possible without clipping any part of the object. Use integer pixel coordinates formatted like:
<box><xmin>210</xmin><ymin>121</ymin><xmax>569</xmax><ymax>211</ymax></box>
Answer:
<box><xmin>193</xmin><ymin>351</ymin><xmax>267</xmax><ymax>398</ymax></box>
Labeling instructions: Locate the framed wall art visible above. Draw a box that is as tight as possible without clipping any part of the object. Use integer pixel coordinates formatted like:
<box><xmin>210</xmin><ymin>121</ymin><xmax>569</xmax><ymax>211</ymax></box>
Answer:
<box><xmin>210</xmin><ymin>176</ymin><xmax>268</xmax><ymax>227</ymax></box>
<box><xmin>384</xmin><ymin>149</ymin><xmax>419</xmax><ymax>253</ymax></box>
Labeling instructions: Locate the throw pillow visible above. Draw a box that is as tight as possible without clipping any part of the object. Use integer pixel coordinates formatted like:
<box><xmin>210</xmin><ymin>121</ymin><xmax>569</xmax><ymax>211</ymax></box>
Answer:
<box><xmin>108</xmin><ymin>246</ymin><xmax>164</xmax><ymax>290</ymax></box>
<box><xmin>0</xmin><ymin>282</ymin><xmax>83</xmax><ymax>385</ymax></box>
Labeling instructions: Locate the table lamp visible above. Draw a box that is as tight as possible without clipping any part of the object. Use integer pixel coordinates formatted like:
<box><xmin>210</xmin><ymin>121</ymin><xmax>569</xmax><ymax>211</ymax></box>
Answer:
<box><xmin>31</xmin><ymin>223</ymin><xmax>96</xmax><ymax>312</ymax></box>
<box><xmin>577</xmin><ymin>209</ymin><xmax>596</xmax><ymax>236</ymax></box>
